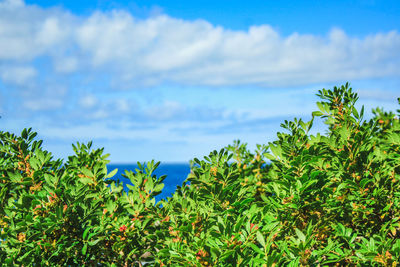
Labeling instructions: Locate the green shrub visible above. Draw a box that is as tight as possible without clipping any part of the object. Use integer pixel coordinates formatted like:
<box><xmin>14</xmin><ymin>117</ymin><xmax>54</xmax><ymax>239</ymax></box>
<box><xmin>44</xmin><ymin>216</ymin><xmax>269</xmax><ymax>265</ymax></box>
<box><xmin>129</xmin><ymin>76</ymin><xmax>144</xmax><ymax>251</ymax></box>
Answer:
<box><xmin>1</xmin><ymin>83</ymin><xmax>400</xmax><ymax>266</ymax></box>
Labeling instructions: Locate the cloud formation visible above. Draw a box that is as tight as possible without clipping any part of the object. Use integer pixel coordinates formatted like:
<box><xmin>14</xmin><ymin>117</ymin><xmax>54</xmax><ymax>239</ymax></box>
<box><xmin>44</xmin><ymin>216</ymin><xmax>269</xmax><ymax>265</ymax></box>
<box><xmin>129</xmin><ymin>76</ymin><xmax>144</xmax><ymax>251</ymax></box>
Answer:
<box><xmin>1</xmin><ymin>0</ymin><xmax>399</xmax><ymax>162</ymax></box>
<box><xmin>0</xmin><ymin>0</ymin><xmax>399</xmax><ymax>91</ymax></box>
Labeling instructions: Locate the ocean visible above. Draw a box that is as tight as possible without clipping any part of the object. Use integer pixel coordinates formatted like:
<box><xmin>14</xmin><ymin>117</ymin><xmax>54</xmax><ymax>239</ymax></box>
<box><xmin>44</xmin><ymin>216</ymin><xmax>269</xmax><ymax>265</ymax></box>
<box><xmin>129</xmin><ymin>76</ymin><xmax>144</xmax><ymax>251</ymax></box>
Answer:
<box><xmin>107</xmin><ymin>163</ymin><xmax>191</xmax><ymax>202</ymax></box>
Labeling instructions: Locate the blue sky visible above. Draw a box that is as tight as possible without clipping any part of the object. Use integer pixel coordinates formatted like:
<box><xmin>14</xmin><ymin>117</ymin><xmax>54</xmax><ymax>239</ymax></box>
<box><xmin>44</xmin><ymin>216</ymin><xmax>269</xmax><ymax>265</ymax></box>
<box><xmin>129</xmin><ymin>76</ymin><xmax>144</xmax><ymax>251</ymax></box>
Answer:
<box><xmin>1</xmin><ymin>0</ymin><xmax>399</xmax><ymax>163</ymax></box>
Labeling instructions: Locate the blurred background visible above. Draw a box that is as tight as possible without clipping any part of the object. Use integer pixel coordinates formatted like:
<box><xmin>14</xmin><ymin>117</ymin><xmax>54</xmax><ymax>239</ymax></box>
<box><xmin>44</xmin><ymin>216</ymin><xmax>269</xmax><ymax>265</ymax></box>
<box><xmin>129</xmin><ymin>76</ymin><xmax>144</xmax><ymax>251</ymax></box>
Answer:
<box><xmin>1</xmin><ymin>0</ymin><xmax>399</xmax><ymax>163</ymax></box>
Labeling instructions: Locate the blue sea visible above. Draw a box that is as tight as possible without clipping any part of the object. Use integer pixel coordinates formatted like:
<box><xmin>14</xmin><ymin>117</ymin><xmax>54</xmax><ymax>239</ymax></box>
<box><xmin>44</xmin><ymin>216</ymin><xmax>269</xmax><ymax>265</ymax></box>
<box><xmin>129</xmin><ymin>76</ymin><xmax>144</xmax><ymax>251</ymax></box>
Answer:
<box><xmin>107</xmin><ymin>163</ymin><xmax>191</xmax><ymax>202</ymax></box>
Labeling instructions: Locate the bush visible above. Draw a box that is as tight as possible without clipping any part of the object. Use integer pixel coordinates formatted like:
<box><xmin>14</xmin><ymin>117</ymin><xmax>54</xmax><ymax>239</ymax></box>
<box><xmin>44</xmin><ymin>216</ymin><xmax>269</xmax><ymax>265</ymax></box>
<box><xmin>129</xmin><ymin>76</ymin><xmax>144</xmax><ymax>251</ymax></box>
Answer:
<box><xmin>1</xmin><ymin>83</ymin><xmax>400</xmax><ymax>266</ymax></box>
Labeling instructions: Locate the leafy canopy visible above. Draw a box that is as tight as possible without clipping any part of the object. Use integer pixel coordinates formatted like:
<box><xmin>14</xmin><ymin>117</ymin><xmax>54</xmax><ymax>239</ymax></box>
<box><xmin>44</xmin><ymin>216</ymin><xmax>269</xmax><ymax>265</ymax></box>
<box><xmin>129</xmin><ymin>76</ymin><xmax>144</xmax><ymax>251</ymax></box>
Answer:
<box><xmin>1</xmin><ymin>83</ymin><xmax>400</xmax><ymax>266</ymax></box>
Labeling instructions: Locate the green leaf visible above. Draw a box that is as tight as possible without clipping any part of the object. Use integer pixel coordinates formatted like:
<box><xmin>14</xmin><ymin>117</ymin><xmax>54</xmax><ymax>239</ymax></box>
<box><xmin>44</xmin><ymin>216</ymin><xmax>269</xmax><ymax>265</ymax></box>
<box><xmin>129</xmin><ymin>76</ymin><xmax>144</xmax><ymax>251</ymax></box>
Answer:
<box><xmin>316</xmin><ymin>102</ymin><xmax>325</xmax><ymax>112</ymax></box>
<box><xmin>83</xmin><ymin>227</ymin><xmax>91</xmax><ymax>240</ymax></box>
<box><xmin>28</xmin><ymin>131</ymin><xmax>37</xmax><ymax>141</ymax></box>
<box><xmin>325</xmin><ymin>117</ymin><xmax>335</xmax><ymax>125</ymax></box>
<box><xmin>352</xmin><ymin>106</ymin><xmax>359</xmax><ymax>119</ymax></box>
<box><xmin>21</xmin><ymin>128</ymin><xmax>28</xmax><ymax>139</ymax></box>
<box><xmin>0</xmin><ymin>186</ymin><xmax>8</xmax><ymax>202</ymax></box>
<box><xmin>249</xmin><ymin>243</ymin><xmax>264</xmax><ymax>255</ymax></box>
<box><xmin>337</xmin><ymin>182</ymin><xmax>349</xmax><ymax>192</ymax></box>
<box><xmin>82</xmin><ymin>243</ymin><xmax>88</xmax><ymax>255</ymax></box>
<box><xmin>210</xmin><ymin>247</ymin><xmax>220</xmax><ymax>258</ymax></box>
<box><xmin>360</xmin><ymin>105</ymin><xmax>364</xmax><ymax>118</ymax></box>
<box><xmin>88</xmin><ymin>239</ymin><xmax>101</xmax><ymax>246</ymax></box>
<box><xmin>79</xmin><ymin>177</ymin><xmax>94</xmax><ymax>185</ymax></box>
<box><xmin>44</xmin><ymin>173</ymin><xmax>56</xmax><ymax>187</ymax></box>
<box><xmin>153</xmin><ymin>183</ymin><xmax>164</xmax><ymax>193</ymax></box>
<box><xmin>360</xmin><ymin>178</ymin><xmax>372</xmax><ymax>188</ymax></box>
<box><xmin>264</xmin><ymin>153</ymin><xmax>276</xmax><ymax>161</ymax></box>
<box><xmin>234</xmin><ymin>216</ymin><xmax>245</xmax><ymax>232</ymax></box>
<box><xmin>56</xmin><ymin>205</ymin><xmax>62</xmax><ymax>219</ymax></box>
<box><xmin>29</xmin><ymin>157</ymin><xmax>41</xmax><ymax>170</ymax></box>
<box><xmin>312</xmin><ymin>111</ymin><xmax>323</xmax><ymax>117</ymax></box>
<box><xmin>81</xmin><ymin>167</ymin><xmax>94</xmax><ymax>178</ymax></box>
<box><xmin>219</xmin><ymin>250</ymin><xmax>235</xmax><ymax>261</ymax></box>
<box><xmin>106</xmin><ymin>168</ymin><xmax>118</xmax><ymax>179</ymax></box>
<box><xmin>271</xmin><ymin>183</ymin><xmax>281</xmax><ymax>197</ymax></box>
<box><xmin>295</xmin><ymin>228</ymin><xmax>306</xmax><ymax>243</ymax></box>
<box><xmin>296</xmin><ymin>180</ymin><xmax>302</xmax><ymax>191</ymax></box>
<box><xmin>19</xmin><ymin>249</ymin><xmax>33</xmax><ymax>262</ymax></box>
<box><xmin>269</xmin><ymin>143</ymin><xmax>282</xmax><ymax>158</ymax></box>
<box><xmin>7</xmin><ymin>171</ymin><xmax>22</xmax><ymax>183</ymax></box>
<box><xmin>301</xmin><ymin>179</ymin><xmax>318</xmax><ymax>193</ymax></box>
<box><xmin>232</xmin><ymin>198</ymin><xmax>255</xmax><ymax>208</ymax></box>
<box><xmin>256</xmin><ymin>231</ymin><xmax>266</xmax><ymax>248</ymax></box>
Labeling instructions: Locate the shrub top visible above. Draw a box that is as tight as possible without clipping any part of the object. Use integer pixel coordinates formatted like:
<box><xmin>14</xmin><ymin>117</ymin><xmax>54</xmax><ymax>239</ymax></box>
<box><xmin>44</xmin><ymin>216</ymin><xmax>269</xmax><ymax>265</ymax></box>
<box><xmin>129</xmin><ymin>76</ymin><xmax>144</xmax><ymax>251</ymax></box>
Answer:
<box><xmin>1</xmin><ymin>83</ymin><xmax>400</xmax><ymax>266</ymax></box>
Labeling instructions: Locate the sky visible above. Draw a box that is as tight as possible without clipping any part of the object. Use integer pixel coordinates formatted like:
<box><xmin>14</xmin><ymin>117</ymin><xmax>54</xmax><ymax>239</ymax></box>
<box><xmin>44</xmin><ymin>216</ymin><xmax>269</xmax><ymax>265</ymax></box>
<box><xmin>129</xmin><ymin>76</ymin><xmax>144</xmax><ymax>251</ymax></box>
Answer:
<box><xmin>0</xmin><ymin>0</ymin><xmax>399</xmax><ymax>163</ymax></box>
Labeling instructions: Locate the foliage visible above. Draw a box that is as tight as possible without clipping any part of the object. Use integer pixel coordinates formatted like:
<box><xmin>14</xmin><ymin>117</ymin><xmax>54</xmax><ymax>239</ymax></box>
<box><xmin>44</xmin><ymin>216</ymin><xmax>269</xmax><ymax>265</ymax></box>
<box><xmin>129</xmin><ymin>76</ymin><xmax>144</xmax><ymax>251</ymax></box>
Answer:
<box><xmin>1</xmin><ymin>83</ymin><xmax>400</xmax><ymax>266</ymax></box>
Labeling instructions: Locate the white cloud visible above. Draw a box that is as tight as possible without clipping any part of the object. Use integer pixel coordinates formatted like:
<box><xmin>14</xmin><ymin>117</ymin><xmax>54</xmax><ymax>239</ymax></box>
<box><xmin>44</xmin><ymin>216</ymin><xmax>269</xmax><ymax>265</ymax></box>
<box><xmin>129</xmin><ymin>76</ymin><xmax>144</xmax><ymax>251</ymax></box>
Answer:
<box><xmin>24</xmin><ymin>99</ymin><xmax>63</xmax><ymax>111</ymax></box>
<box><xmin>76</xmin><ymin>14</ymin><xmax>400</xmax><ymax>87</ymax></box>
<box><xmin>24</xmin><ymin>96</ymin><xmax>64</xmax><ymax>111</ymax></box>
<box><xmin>145</xmin><ymin>101</ymin><xmax>184</xmax><ymax>120</ymax></box>
<box><xmin>54</xmin><ymin>57</ymin><xmax>78</xmax><ymax>73</ymax></box>
<box><xmin>0</xmin><ymin>65</ymin><xmax>36</xmax><ymax>85</ymax></box>
<box><xmin>0</xmin><ymin>0</ymin><xmax>23</xmax><ymax>8</ymax></box>
<box><xmin>36</xmin><ymin>17</ymin><xmax>66</xmax><ymax>47</ymax></box>
<box><xmin>0</xmin><ymin>1</ymin><xmax>75</xmax><ymax>63</ymax></box>
<box><xmin>79</xmin><ymin>94</ymin><xmax>97</xmax><ymax>108</ymax></box>
<box><xmin>0</xmin><ymin>1</ymin><xmax>398</xmax><ymax>89</ymax></box>
<box><xmin>115</xmin><ymin>99</ymin><xmax>131</xmax><ymax>112</ymax></box>
<box><xmin>20</xmin><ymin>85</ymin><xmax>67</xmax><ymax>111</ymax></box>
